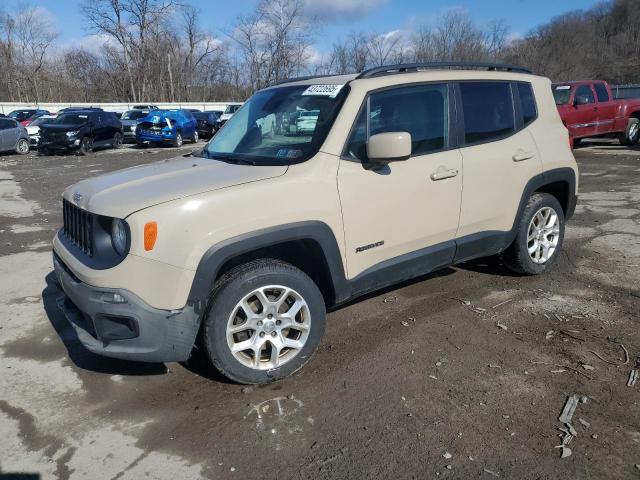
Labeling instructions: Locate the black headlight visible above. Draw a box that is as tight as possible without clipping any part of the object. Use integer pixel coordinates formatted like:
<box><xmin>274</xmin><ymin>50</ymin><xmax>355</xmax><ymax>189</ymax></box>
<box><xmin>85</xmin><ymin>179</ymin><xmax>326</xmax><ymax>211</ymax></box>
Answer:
<box><xmin>111</xmin><ymin>218</ymin><xmax>129</xmax><ymax>256</ymax></box>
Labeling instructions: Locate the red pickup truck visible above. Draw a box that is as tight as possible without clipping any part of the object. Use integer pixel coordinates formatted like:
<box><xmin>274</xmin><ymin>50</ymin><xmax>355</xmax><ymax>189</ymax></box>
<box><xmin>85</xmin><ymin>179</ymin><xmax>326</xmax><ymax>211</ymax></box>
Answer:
<box><xmin>552</xmin><ymin>80</ymin><xmax>640</xmax><ymax>148</ymax></box>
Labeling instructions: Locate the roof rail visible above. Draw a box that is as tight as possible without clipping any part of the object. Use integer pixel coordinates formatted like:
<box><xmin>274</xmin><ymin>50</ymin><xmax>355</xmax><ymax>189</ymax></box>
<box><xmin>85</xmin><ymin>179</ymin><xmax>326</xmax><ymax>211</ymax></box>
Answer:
<box><xmin>357</xmin><ymin>62</ymin><xmax>532</xmax><ymax>79</ymax></box>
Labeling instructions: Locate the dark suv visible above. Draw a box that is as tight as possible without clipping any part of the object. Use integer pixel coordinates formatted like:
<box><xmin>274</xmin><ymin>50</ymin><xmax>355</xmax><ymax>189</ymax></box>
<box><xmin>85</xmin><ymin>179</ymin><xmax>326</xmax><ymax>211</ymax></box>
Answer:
<box><xmin>39</xmin><ymin>110</ymin><xmax>123</xmax><ymax>155</ymax></box>
<box><xmin>194</xmin><ymin>111</ymin><xmax>221</xmax><ymax>138</ymax></box>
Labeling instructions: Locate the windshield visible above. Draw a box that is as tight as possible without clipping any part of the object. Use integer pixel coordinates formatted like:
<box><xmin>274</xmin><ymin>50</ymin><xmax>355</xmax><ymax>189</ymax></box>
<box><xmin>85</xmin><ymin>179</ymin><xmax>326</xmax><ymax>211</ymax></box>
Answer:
<box><xmin>8</xmin><ymin>110</ymin><xmax>35</xmax><ymax>121</ymax></box>
<box><xmin>553</xmin><ymin>85</ymin><xmax>573</xmax><ymax>105</ymax></box>
<box><xmin>204</xmin><ymin>85</ymin><xmax>348</xmax><ymax>165</ymax></box>
<box><xmin>224</xmin><ymin>104</ymin><xmax>241</xmax><ymax>114</ymax></box>
<box><xmin>30</xmin><ymin>117</ymin><xmax>54</xmax><ymax>127</ymax></box>
<box><xmin>121</xmin><ymin>110</ymin><xmax>148</xmax><ymax>120</ymax></box>
<box><xmin>54</xmin><ymin>113</ymin><xmax>91</xmax><ymax>125</ymax></box>
<box><xmin>140</xmin><ymin>110</ymin><xmax>180</xmax><ymax>124</ymax></box>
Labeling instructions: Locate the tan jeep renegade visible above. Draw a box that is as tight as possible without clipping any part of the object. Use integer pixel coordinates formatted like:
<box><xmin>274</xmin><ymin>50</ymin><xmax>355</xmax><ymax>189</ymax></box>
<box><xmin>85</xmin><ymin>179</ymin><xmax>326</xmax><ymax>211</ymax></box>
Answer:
<box><xmin>53</xmin><ymin>63</ymin><xmax>578</xmax><ymax>384</ymax></box>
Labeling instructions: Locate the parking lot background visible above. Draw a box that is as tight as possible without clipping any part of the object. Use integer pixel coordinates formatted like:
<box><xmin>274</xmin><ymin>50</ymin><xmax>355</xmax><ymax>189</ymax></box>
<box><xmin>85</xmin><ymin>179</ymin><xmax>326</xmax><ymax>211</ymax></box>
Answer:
<box><xmin>1</xmin><ymin>141</ymin><xmax>639</xmax><ymax>479</ymax></box>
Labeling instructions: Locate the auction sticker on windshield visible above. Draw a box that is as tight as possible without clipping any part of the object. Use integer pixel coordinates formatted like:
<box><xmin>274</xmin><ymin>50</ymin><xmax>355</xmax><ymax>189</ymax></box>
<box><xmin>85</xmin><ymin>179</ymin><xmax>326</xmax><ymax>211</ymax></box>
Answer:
<box><xmin>302</xmin><ymin>85</ymin><xmax>344</xmax><ymax>98</ymax></box>
<box><xmin>555</xmin><ymin>85</ymin><xmax>571</xmax><ymax>90</ymax></box>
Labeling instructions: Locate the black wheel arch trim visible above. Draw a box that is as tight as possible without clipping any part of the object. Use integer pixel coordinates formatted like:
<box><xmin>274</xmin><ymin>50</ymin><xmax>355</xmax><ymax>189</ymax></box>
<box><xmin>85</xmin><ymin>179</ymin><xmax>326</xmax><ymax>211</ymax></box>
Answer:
<box><xmin>187</xmin><ymin>221</ymin><xmax>349</xmax><ymax>315</ymax></box>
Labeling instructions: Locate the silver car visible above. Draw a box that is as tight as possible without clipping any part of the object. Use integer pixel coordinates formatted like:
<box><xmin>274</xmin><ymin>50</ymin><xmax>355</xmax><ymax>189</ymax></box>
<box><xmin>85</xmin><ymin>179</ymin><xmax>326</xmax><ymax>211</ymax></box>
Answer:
<box><xmin>0</xmin><ymin>117</ymin><xmax>30</xmax><ymax>154</ymax></box>
<box><xmin>120</xmin><ymin>109</ymin><xmax>150</xmax><ymax>142</ymax></box>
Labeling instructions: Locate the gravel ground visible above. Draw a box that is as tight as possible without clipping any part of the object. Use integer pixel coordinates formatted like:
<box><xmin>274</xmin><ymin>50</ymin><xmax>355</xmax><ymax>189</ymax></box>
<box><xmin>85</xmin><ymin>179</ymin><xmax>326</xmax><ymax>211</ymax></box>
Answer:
<box><xmin>0</xmin><ymin>140</ymin><xmax>639</xmax><ymax>480</ymax></box>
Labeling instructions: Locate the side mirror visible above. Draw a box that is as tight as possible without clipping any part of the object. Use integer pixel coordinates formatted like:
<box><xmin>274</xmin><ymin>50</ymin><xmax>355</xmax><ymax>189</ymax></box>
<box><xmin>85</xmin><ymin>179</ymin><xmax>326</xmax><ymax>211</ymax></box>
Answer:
<box><xmin>574</xmin><ymin>95</ymin><xmax>590</xmax><ymax>106</ymax></box>
<box><xmin>367</xmin><ymin>132</ymin><xmax>411</xmax><ymax>164</ymax></box>
<box><xmin>366</xmin><ymin>132</ymin><xmax>412</xmax><ymax>164</ymax></box>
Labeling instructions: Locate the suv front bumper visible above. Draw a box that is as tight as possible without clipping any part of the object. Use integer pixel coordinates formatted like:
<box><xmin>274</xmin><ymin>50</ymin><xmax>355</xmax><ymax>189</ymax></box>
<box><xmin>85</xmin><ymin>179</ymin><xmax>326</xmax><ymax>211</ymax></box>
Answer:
<box><xmin>53</xmin><ymin>252</ymin><xmax>199</xmax><ymax>363</ymax></box>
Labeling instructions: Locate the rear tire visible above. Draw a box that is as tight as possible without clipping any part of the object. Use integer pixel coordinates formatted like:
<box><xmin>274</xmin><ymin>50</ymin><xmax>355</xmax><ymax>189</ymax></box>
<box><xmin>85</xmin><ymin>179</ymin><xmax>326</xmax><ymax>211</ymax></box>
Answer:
<box><xmin>192</xmin><ymin>131</ymin><xmax>199</xmax><ymax>143</ymax></box>
<box><xmin>503</xmin><ymin>193</ymin><xmax>565</xmax><ymax>275</ymax></box>
<box><xmin>202</xmin><ymin>259</ymin><xmax>326</xmax><ymax>384</ymax></box>
<box><xmin>572</xmin><ymin>138</ymin><xmax>582</xmax><ymax>149</ymax></box>
<box><xmin>619</xmin><ymin>118</ymin><xmax>640</xmax><ymax>146</ymax></box>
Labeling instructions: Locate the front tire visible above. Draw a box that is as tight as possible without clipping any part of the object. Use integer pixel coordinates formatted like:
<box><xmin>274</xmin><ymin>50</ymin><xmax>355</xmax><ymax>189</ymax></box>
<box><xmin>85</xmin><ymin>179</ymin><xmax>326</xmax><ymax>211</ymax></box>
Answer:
<box><xmin>77</xmin><ymin>136</ymin><xmax>93</xmax><ymax>155</ymax></box>
<box><xmin>112</xmin><ymin>132</ymin><xmax>123</xmax><ymax>149</ymax></box>
<box><xmin>173</xmin><ymin>132</ymin><xmax>183</xmax><ymax>147</ymax></box>
<box><xmin>619</xmin><ymin>118</ymin><xmax>640</xmax><ymax>146</ymax></box>
<box><xmin>503</xmin><ymin>193</ymin><xmax>565</xmax><ymax>275</ymax></box>
<box><xmin>15</xmin><ymin>138</ymin><xmax>29</xmax><ymax>155</ymax></box>
<box><xmin>203</xmin><ymin>259</ymin><xmax>326</xmax><ymax>384</ymax></box>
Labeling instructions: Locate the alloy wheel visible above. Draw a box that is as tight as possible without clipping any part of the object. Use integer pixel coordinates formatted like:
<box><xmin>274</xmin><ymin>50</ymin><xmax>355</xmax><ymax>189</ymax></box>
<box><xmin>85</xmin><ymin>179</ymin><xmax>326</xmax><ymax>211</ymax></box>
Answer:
<box><xmin>226</xmin><ymin>285</ymin><xmax>311</xmax><ymax>370</ymax></box>
<box><xmin>527</xmin><ymin>206</ymin><xmax>560</xmax><ymax>264</ymax></box>
<box><xmin>17</xmin><ymin>139</ymin><xmax>29</xmax><ymax>154</ymax></box>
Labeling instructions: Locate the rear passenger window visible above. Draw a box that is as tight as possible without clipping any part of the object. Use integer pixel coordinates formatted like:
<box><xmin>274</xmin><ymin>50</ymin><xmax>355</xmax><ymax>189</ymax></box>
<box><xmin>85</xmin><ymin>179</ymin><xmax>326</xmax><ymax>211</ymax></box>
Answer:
<box><xmin>460</xmin><ymin>82</ymin><xmax>514</xmax><ymax>144</ymax></box>
<box><xmin>594</xmin><ymin>83</ymin><xmax>610</xmax><ymax>102</ymax></box>
<box><xmin>517</xmin><ymin>83</ymin><xmax>537</xmax><ymax>126</ymax></box>
<box><xmin>345</xmin><ymin>83</ymin><xmax>449</xmax><ymax>162</ymax></box>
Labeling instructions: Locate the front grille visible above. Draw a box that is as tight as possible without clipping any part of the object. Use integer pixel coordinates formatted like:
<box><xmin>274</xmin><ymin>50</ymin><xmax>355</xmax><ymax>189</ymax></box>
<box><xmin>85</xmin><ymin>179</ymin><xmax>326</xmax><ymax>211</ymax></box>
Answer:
<box><xmin>42</xmin><ymin>132</ymin><xmax>67</xmax><ymax>142</ymax></box>
<box><xmin>139</xmin><ymin>129</ymin><xmax>162</xmax><ymax>136</ymax></box>
<box><xmin>62</xmin><ymin>199</ymin><xmax>94</xmax><ymax>256</ymax></box>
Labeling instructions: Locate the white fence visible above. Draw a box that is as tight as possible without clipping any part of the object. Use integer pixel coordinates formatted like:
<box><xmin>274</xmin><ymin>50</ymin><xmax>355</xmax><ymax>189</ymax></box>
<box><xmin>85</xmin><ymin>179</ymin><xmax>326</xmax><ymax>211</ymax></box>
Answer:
<box><xmin>0</xmin><ymin>101</ymin><xmax>240</xmax><ymax>115</ymax></box>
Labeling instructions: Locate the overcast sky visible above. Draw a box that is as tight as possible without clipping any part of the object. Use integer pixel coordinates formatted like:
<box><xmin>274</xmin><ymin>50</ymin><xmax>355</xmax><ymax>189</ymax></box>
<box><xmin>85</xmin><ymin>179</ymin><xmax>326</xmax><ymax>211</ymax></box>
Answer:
<box><xmin>8</xmin><ymin>0</ymin><xmax>603</xmax><ymax>54</ymax></box>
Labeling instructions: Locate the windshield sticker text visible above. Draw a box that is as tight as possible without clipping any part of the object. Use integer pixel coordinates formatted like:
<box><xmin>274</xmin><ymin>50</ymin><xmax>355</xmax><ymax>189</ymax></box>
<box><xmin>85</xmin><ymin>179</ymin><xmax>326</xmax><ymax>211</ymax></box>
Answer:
<box><xmin>301</xmin><ymin>84</ymin><xmax>344</xmax><ymax>98</ymax></box>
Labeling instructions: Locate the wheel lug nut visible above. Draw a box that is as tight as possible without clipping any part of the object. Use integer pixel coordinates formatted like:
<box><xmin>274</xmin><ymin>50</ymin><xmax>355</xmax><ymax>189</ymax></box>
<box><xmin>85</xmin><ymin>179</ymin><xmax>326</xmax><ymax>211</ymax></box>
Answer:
<box><xmin>259</xmin><ymin>332</ymin><xmax>265</xmax><ymax>337</ymax></box>
<box><xmin>271</xmin><ymin>331</ymin><xmax>277</xmax><ymax>337</ymax></box>
<box><xmin>267</xmin><ymin>314</ymin><xmax>273</xmax><ymax>319</ymax></box>
<box><xmin>276</xmin><ymin>320</ymin><xmax>281</xmax><ymax>326</ymax></box>
<box><xmin>257</xmin><ymin>320</ymin><xmax>263</xmax><ymax>326</ymax></box>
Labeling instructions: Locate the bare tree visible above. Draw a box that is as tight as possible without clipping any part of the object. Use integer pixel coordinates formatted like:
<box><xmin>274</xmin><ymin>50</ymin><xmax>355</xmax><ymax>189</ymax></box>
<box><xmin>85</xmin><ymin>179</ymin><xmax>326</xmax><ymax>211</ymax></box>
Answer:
<box><xmin>231</xmin><ymin>0</ymin><xmax>314</xmax><ymax>91</ymax></box>
<box><xmin>368</xmin><ymin>31</ymin><xmax>403</xmax><ymax>67</ymax></box>
<box><xmin>1</xmin><ymin>0</ymin><xmax>640</xmax><ymax>103</ymax></box>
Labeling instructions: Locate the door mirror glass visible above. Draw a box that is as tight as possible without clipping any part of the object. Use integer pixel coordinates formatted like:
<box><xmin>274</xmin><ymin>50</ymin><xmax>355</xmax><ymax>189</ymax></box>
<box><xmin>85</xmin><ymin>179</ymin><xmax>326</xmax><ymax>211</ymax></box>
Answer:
<box><xmin>367</xmin><ymin>132</ymin><xmax>412</xmax><ymax>163</ymax></box>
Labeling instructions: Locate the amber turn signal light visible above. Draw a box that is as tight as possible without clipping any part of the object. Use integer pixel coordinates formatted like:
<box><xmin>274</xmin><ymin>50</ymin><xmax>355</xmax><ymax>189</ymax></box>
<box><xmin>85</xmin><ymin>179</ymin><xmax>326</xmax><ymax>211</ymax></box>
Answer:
<box><xmin>144</xmin><ymin>222</ymin><xmax>158</xmax><ymax>251</ymax></box>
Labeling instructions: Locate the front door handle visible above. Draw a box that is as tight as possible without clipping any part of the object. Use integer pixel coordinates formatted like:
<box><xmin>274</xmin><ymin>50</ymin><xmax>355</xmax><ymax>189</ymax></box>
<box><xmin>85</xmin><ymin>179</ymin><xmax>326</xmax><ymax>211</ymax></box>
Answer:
<box><xmin>512</xmin><ymin>152</ymin><xmax>535</xmax><ymax>162</ymax></box>
<box><xmin>430</xmin><ymin>168</ymin><xmax>458</xmax><ymax>181</ymax></box>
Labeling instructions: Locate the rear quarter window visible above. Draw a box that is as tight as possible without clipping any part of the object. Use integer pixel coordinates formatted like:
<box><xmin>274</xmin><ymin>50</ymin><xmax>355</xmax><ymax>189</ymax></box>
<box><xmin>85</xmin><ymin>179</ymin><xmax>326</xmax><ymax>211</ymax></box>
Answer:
<box><xmin>517</xmin><ymin>82</ymin><xmax>537</xmax><ymax>126</ymax></box>
<box><xmin>460</xmin><ymin>82</ymin><xmax>515</xmax><ymax>144</ymax></box>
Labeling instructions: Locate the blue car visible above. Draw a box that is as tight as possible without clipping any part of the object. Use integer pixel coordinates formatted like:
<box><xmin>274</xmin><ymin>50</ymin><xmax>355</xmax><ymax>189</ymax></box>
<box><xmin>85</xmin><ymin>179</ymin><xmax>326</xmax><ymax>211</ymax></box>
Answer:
<box><xmin>135</xmin><ymin>109</ymin><xmax>198</xmax><ymax>147</ymax></box>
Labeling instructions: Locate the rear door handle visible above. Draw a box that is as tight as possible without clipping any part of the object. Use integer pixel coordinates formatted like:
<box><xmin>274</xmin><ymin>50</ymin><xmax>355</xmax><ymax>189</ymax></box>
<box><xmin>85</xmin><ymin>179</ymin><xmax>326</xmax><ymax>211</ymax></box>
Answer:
<box><xmin>430</xmin><ymin>169</ymin><xmax>458</xmax><ymax>181</ymax></box>
<box><xmin>512</xmin><ymin>152</ymin><xmax>535</xmax><ymax>162</ymax></box>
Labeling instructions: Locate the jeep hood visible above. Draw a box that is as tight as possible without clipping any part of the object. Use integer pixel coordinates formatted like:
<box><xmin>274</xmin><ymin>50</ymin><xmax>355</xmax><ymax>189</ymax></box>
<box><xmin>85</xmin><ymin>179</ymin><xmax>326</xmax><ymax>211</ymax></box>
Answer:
<box><xmin>64</xmin><ymin>155</ymin><xmax>288</xmax><ymax>218</ymax></box>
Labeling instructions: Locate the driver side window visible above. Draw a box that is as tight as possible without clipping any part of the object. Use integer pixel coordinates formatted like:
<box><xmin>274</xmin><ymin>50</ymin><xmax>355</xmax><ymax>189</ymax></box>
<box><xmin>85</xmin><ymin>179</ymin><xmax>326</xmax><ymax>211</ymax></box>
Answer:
<box><xmin>575</xmin><ymin>85</ymin><xmax>595</xmax><ymax>104</ymax></box>
<box><xmin>344</xmin><ymin>83</ymin><xmax>449</xmax><ymax>162</ymax></box>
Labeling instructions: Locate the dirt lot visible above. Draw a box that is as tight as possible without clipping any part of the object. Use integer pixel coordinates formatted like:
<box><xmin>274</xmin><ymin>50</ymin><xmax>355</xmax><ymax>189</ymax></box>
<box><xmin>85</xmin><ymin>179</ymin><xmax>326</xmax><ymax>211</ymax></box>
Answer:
<box><xmin>1</xmin><ymin>140</ymin><xmax>639</xmax><ymax>480</ymax></box>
